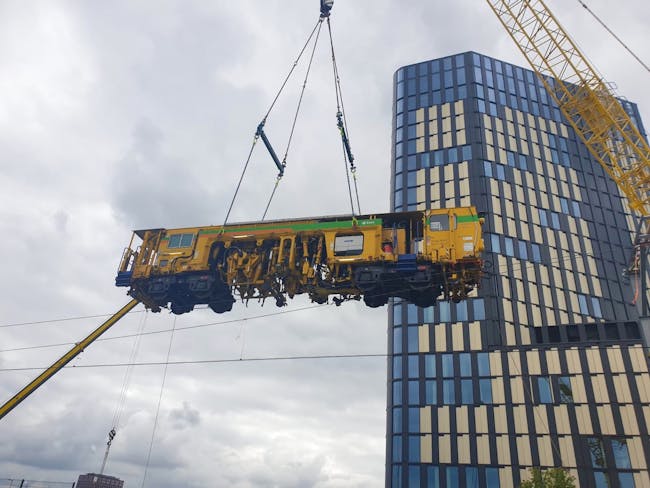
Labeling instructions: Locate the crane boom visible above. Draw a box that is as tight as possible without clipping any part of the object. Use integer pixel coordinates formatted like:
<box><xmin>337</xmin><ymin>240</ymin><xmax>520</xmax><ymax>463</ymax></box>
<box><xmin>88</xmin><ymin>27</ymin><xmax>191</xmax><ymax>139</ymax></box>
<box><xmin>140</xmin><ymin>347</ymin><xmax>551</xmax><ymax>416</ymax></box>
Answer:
<box><xmin>486</xmin><ymin>0</ymin><xmax>650</xmax><ymax>219</ymax></box>
<box><xmin>0</xmin><ymin>299</ymin><xmax>139</xmax><ymax>421</ymax></box>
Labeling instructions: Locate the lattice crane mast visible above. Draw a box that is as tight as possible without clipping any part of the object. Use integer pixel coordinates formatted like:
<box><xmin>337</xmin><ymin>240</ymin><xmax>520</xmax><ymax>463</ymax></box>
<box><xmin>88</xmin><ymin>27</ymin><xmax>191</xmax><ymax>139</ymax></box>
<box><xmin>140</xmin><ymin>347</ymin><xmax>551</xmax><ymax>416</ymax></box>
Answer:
<box><xmin>486</xmin><ymin>0</ymin><xmax>650</xmax><ymax>222</ymax></box>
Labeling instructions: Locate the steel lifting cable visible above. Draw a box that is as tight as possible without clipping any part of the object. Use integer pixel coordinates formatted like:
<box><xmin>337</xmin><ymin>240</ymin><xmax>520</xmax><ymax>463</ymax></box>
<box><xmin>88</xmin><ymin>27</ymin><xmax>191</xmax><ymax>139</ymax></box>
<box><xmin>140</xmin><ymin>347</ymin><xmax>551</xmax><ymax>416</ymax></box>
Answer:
<box><xmin>222</xmin><ymin>18</ymin><xmax>324</xmax><ymax>229</ymax></box>
<box><xmin>326</xmin><ymin>17</ymin><xmax>361</xmax><ymax>216</ymax></box>
<box><xmin>262</xmin><ymin>19</ymin><xmax>325</xmax><ymax>220</ymax></box>
<box><xmin>576</xmin><ymin>0</ymin><xmax>650</xmax><ymax>74</ymax></box>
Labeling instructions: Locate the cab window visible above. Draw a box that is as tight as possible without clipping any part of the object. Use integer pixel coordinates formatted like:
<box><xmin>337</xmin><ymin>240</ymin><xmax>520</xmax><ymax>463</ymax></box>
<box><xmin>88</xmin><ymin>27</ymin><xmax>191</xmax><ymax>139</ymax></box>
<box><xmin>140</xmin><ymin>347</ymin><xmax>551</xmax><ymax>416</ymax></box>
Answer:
<box><xmin>429</xmin><ymin>215</ymin><xmax>451</xmax><ymax>231</ymax></box>
<box><xmin>168</xmin><ymin>233</ymin><xmax>194</xmax><ymax>248</ymax></box>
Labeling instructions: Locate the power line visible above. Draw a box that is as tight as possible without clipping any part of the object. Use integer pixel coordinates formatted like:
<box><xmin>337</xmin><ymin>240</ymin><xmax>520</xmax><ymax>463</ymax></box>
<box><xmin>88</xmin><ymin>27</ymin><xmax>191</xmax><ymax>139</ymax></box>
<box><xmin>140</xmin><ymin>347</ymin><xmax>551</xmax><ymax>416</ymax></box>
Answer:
<box><xmin>0</xmin><ymin>310</ymin><xmax>145</xmax><ymax>329</ymax></box>
<box><xmin>576</xmin><ymin>0</ymin><xmax>650</xmax><ymax>74</ymax></box>
<box><xmin>0</xmin><ymin>353</ymin><xmax>388</xmax><ymax>372</ymax></box>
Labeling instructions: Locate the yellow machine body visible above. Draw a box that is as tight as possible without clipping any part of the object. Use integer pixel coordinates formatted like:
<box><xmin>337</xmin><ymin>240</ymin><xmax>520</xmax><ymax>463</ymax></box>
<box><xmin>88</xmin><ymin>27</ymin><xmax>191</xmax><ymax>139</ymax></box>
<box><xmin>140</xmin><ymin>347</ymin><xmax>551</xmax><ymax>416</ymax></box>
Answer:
<box><xmin>116</xmin><ymin>207</ymin><xmax>484</xmax><ymax>314</ymax></box>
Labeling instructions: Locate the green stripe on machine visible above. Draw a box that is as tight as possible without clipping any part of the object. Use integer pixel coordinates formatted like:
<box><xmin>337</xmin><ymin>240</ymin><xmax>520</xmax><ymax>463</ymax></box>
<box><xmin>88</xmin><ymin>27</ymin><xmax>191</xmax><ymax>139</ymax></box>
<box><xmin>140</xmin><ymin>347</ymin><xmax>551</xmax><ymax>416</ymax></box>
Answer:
<box><xmin>197</xmin><ymin>218</ymin><xmax>382</xmax><ymax>235</ymax></box>
<box><xmin>456</xmin><ymin>215</ymin><xmax>480</xmax><ymax>223</ymax></box>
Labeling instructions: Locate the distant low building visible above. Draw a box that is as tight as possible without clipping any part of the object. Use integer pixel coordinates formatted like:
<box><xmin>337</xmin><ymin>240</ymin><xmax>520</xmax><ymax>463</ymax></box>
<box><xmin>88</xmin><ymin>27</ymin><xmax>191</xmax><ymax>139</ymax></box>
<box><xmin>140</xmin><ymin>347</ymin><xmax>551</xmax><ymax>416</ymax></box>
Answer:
<box><xmin>75</xmin><ymin>474</ymin><xmax>123</xmax><ymax>488</ymax></box>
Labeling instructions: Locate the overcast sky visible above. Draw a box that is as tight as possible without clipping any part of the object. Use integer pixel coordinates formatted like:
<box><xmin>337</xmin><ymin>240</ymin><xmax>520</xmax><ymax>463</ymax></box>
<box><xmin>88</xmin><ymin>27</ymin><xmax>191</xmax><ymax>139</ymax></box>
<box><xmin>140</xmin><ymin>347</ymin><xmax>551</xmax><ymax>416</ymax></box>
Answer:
<box><xmin>0</xmin><ymin>1</ymin><xmax>648</xmax><ymax>487</ymax></box>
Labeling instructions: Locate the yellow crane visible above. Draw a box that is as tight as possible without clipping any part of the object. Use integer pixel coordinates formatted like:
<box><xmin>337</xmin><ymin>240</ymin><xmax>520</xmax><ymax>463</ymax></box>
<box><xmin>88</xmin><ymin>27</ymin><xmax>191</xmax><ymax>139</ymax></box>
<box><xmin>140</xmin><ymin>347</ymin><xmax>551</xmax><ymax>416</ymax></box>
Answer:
<box><xmin>486</xmin><ymin>0</ymin><xmax>650</xmax><ymax>219</ymax></box>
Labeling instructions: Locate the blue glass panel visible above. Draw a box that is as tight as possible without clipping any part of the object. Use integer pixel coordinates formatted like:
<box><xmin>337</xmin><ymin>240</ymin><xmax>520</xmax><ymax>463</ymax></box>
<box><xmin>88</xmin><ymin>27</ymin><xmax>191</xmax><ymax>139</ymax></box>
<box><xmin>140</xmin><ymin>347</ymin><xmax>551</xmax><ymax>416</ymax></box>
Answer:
<box><xmin>457</xmin><ymin>67</ymin><xmax>466</xmax><ymax>85</ymax></box>
<box><xmin>466</xmin><ymin>467</ymin><xmax>478</xmax><ymax>486</ymax></box>
<box><xmin>444</xmin><ymin>70</ymin><xmax>453</xmax><ymax>88</ymax></box>
<box><xmin>393</xmin><ymin>380</ymin><xmax>402</xmax><ymax>405</ymax></box>
<box><xmin>407</xmin><ymin>110</ymin><xmax>417</xmax><ymax>124</ymax></box>
<box><xmin>393</xmin><ymin>407</ymin><xmax>402</xmax><ymax>433</ymax></box>
<box><xmin>394</xmin><ymin>189</ymin><xmax>402</xmax><ymax>207</ymax></box>
<box><xmin>425</xmin><ymin>380</ymin><xmax>437</xmax><ymax>404</ymax></box>
<box><xmin>551</xmin><ymin>212</ymin><xmax>560</xmax><ymax>229</ymax></box>
<box><xmin>408</xmin><ymin>380</ymin><xmax>419</xmax><ymax>405</ymax></box>
<box><xmin>446</xmin><ymin>467</ymin><xmax>459</xmax><ymax>488</ymax></box>
<box><xmin>486</xmin><ymin>468</ymin><xmax>500</xmax><ymax>487</ymax></box>
<box><xmin>423</xmin><ymin>306</ymin><xmax>434</xmax><ymax>323</ymax></box>
<box><xmin>474</xmin><ymin>66</ymin><xmax>483</xmax><ymax>84</ymax></box>
<box><xmin>393</xmin><ymin>327</ymin><xmax>402</xmax><ymax>354</ymax></box>
<box><xmin>407</xmin><ymin>326</ymin><xmax>419</xmax><ymax>353</ymax></box>
<box><xmin>484</xmin><ymin>161</ymin><xmax>493</xmax><ymax>178</ymax></box>
<box><xmin>407</xmin><ymin>170</ymin><xmax>417</xmax><ymax>187</ymax></box>
<box><xmin>392</xmin><ymin>467</ymin><xmax>402</xmax><ymax>488</ymax></box>
<box><xmin>462</xmin><ymin>145</ymin><xmax>472</xmax><ymax>161</ymax></box>
<box><xmin>407</xmin><ymin>303</ymin><xmax>418</xmax><ymax>324</ymax></box>
<box><xmin>420</xmin><ymin>76</ymin><xmax>429</xmax><ymax>93</ymax></box>
<box><xmin>448</xmin><ymin>147</ymin><xmax>458</xmax><ymax>163</ymax></box>
<box><xmin>480</xmin><ymin>378</ymin><xmax>492</xmax><ymax>404</ymax></box>
<box><xmin>460</xmin><ymin>353</ymin><xmax>472</xmax><ymax>377</ymax></box>
<box><xmin>427</xmin><ymin>466</ymin><xmax>440</xmax><ymax>488</ymax></box>
<box><xmin>539</xmin><ymin>209</ymin><xmax>548</xmax><ymax>226</ymax></box>
<box><xmin>442</xmin><ymin>354</ymin><xmax>454</xmax><ymax>377</ymax></box>
<box><xmin>558</xmin><ymin>376</ymin><xmax>573</xmax><ymax>403</ymax></box>
<box><xmin>443</xmin><ymin>57</ymin><xmax>452</xmax><ymax>70</ymax></box>
<box><xmin>491</xmin><ymin>234</ymin><xmax>500</xmax><ymax>253</ymax></box>
<box><xmin>408</xmin><ymin>435</ymin><xmax>420</xmax><ymax>462</ymax></box>
<box><xmin>612</xmin><ymin>439</ymin><xmax>632</xmax><ymax>468</ymax></box>
<box><xmin>458</xmin><ymin>85</ymin><xmax>467</xmax><ymax>99</ymax></box>
<box><xmin>407</xmin><ymin>124</ymin><xmax>417</xmax><ymax>139</ymax></box>
<box><xmin>396</xmin><ymin>113</ymin><xmax>404</xmax><ymax>128</ymax></box>
<box><xmin>443</xmin><ymin>380</ymin><xmax>455</xmax><ymax>404</ymax></box>
<box><xmin>393</xmin><ymin>435</ymin><xmax>402</xmax><ymax>462</ymax></box>
<box><xmin>518</xmin><ymin>241</ymin><xmax>528</xmax><ymax>261</ymax></box>
<box><xmin>421</xmin><ymin>152</ymin><xmax>430</xmax><ymax>168</ymax></box>
<box><xmin>592</xmin><ymin>298</ymin><xmax>602</xmax><ymax>318</ymax></box>
<box><xmin>393</xmin><ymin>355</ymin><xmax>402</xmax><ymax>379</ymax></box>
<box><xmin>408</xmin><ymin>355</ymin><xmax>419</xmax><ymax>378</ymax></box>
<box><xmin>578</xmin><ymin>295</ymin><xmax>589</xmax><ymax>315</ymax></box>
<box><xmin>461</xmin><ymin>379</ymin><xmax>473</xmax><ymax>404</ymax></box>
<box><xmin>532</xmin><ymin>244</ymin><xmax>541</xmax><ymax>263</ymax></box>
<box><xmin>397</xmin><ymin>69</ymin><xmax>404</xmax><ymax>82</ymax></box>
<box><xmin>588</xmin><ymin>437</ymin><xmax>607</xmax><ymax>468</ymax></box>
<box><xmin>396</xmin><ymin>142</ymin><xmax>403</xmax><ymax>158</ymax></box>
<box><xmin>456</xmin><ymin>300</ymin><xmax>468</xmax><ymax>322</ymax></box>
<box><xmin>477</xmin><ymin>352</ymin><xmax>490</xmax><ymax>376</ymax></box>
<box><xmin>504</xmin><ymin>237</ymin><xmax>514</xmax><ymax>256</ymax></box>
<box><xmin>594</xmin><ymin>472</ymin><xmax>610</xmax><ymax>488</ymax></box>
<box><xmin>425</xmin><ymin>355</ymin><xmax>436</xmax><ymax>377</ymax></box>
<box><xmin>496</xmin><ymin>165</ymin><xmax>505</xmax><ymax>180</ymax></box>
<box><xmin>393</xmin><ymin>303</ymin><xmax>402</xmax><ymax>325</ymax></box>
<box><xmin>408</xmin><ymin>466</ymin><xmax>420</xmax><ymax>487</ymax></box>
<box><xmin>473</xmin><ymin>298</ymin><xmax>486</xmax><ymax>321</ymax></box>
<box><xmin>407</xmin><ymin>65</ymin><xmax>416</xmax><ymax>78</ymax></box>
<box><xmin>455</xmin><ymin>54</ymin><xmax>465</xmax><ymax>67</ymax></box>
<box><xmin>432</xmin><ymin>91</ymin><xmax>441</xmax><ymax>104</ymax></box>
<box><xmin>397</xmin><ymin>82</ymin><xmax>404</xmax><ymax>99</ymax></box>
<box><xmin>408</xmin><ymin>407</ymin><xmax>420</xmax><ymax>432</ymax></box>
<box><xmin>618</xmin><ymin>472</ymin><xmax>635</xmax><ymax>488</ymax></box>
<box><xmin>538</xmin><ymin>376</ymin><xmax>552</xmax><ymax>403</ymax></box>
<box><xmin>439</xmin><ymin>302</ymin><xmax>451</xmax><ymax>322</ymax></box>
<box><xmin>407</xmin><ymin>155</ymin><xmax>417</xmax><ymax>170</ymax></box>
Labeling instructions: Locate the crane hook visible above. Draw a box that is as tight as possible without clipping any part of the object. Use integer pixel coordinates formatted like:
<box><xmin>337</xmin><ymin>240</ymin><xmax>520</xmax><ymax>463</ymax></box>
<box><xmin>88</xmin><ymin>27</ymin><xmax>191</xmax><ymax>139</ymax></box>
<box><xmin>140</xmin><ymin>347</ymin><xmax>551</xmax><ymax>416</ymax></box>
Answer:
<box><xmin>320</xmin><ymin>0</ymin><xmax>333</xmax><ymax>18</ymax></box>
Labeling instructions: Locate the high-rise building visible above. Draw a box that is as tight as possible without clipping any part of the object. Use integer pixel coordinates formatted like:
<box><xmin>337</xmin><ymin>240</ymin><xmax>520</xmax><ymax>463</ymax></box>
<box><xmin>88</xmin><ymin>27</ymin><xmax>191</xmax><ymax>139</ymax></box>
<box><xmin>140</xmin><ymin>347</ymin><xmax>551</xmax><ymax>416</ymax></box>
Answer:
<box><xmin>387</xmin><ymin>52</ymin><xmax>650</xmax><ymax>487</ymax></box>
<box><xmin>75</xmin><ymin>473</ymin><xmax>123</xmax><ymax>488</ymax></box>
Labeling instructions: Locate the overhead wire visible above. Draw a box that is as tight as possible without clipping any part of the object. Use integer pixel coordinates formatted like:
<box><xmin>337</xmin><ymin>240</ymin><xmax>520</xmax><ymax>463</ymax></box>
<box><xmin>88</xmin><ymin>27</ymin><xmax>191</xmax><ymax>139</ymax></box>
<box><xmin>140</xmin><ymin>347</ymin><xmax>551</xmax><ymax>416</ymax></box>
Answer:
<box><xmin>575</xmin><ymin>0</ymin><xmax>650</xmax><ymax>74</ymax></box>
<box><xmin>141</xmin><ymin>316</ymin><xmax>177</xmax><ymax>488</ymax></box>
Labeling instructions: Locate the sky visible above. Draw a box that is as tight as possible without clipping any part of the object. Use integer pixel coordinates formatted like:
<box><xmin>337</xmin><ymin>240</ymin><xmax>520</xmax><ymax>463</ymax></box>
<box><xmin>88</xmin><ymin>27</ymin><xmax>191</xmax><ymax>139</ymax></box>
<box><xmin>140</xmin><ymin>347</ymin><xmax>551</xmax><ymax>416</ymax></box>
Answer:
<box><xmin>0</xmin><ymin>0</ymin><xmax>648</xmax><ymax>486</ymax></box>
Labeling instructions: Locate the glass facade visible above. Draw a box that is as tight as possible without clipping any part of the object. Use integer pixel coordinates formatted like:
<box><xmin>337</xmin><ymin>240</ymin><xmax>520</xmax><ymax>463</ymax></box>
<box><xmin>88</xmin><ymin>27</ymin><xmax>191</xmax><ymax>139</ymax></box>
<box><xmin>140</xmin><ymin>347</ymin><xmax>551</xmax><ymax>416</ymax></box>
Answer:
<box><xmin>387</xmin><ymin>52</ymin><xmax>650</xmax><ymax>487</ymax></box>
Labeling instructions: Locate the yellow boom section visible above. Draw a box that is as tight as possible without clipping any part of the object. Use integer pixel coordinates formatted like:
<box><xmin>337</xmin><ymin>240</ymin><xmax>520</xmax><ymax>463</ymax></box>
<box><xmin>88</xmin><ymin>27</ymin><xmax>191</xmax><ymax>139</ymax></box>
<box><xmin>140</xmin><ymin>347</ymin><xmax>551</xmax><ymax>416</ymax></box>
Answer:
<box><xmin>0</xmin><ymin>299</ymin><xmax>139</xmax><ymax>421</ymax></box>
<box><xmin>486</xmin><ymin>0</ymin><xmax>650</xmax><ymax>218</ymax></box>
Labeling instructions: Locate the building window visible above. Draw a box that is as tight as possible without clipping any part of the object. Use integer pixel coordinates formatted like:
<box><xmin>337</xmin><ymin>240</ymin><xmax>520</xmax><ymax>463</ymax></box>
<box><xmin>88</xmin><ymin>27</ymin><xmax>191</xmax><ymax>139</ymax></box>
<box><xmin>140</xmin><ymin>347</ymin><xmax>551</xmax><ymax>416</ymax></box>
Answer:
<box><xmin>594</xmin><ymin>472</ymin><xmax>610</xmax><ymax>488</ymax></box>
<box><xmin>393</xmin><ymin>356</ymin><xmax>402</xmax><ymax>379</ymax></box>
<box><xmin>407</xmin><ymin>327</ymin><xmax>419</xmax><ymax>352</ymax></box>
<box><xmin>425</xmin><ymin>380</ymin><xmax>437</xmax><ymax>404</ymax></box>
<box><xmin>393</xmin><ymin>328</ymin><xmax>402</xmax><ymax>354</ymax></box>
<box><xmin>490</xmin><ymin>234</ymin><xmax>501</xmax><ymax>253</ymax></box>
<box><xmin>409</xmin><ymin>465</ymin><xmax>421</xmax><ymax>485</ymax></box>
<box><xmin>618</xmin><ymin>472</ymin><xmax>635</xmax><ymax>488</ymax></box>
<box><xmin>408</xmin><ymin>380</ymin><xmax>419</xmax><ymax>405</ymax></box>
<box><xmin>456</xmin><ymin>301</ymin><xmax>468</xmax><ymax>322</ymax></box>
<box><xmin>587</xmin><ymin>437</ymin><xmax>607</xmax><ymax>468</ymax></box>
<box><xmin>427</xmin><ymin>466</ymin><xmax>440</xmax><ymax>488</ymax></box>
<box><xmin>408</xmin><ymin>435</ymin><xmax>420</xmax><ymax>462</ymax></box>
<box><xmin>446</xmin><ymin>467</ymin><xmax>459</xmax><ymax>488</ymax></box>
<box><xmin>486</xmin><ymin>467</ymin><xmax>500</xmax><ymax>487</ymax></box>
<box><xmin>392</xmin><ymin>435</ymin><xmax>403</xmax><ymax>463</ymax></box>
<box><xmin>393</xmin><ymin>407</ymin><xmax>402</xmax><ymax>433</ymax></box>
<box><xmin>168</xmin><ymin>233</ymin><xmax>194</xmax><ymax>248</ymax></box>
<box><xmin>473</xmin><ymin>298</ymin><xmax>486</xmax><ymax>320</ymax></box>
<box><xmin>393</xmin><ymin>303</ymin><xmax>402</xmax><ymax>325</ymax></box>
<box><xmin>477</xmin><ymin>353</ymin><xmax>491</xmax><ymax>376</ymax></box>
<box><xmin>442</xmin><ymin>354</ymin><xmax>454</xmax><ymax>377</ymax></box>
<box><xmin>407</xmin><ymin>304</ymin><xmax>418</xmax><ymax>324</ymax></box>
<box><xmin>408</xmin><ymin>355</ymin><xmax>419</xmax><ymax>378</ymax></box>
<box><xmin>459</xmin><ymin>353</ymin><xmax>472</xmax><ymax>377</ymax></box>
<box><xmin>461</xmin><ymin>379</ymin><xmax>473</xmax><ymax>404</ymax></box>
<box><xmin>558</xmin><ymin>376</ymin><xmax>573</xmax><ymax>403</ymax></box>
<box><xmin>537</xmin><ymin>376</ymin><xmax>553</xmax><ymax>404</ymax></box>
<box><xmin>443</xmin><ymin>380</ymin><xmax>455</xmax><ymax>404</ymax></box>
<box><xmin>439</xmin><ymin>302</ymin><xmax>451</xmax><ymax>322</ymax></box>
<box><xmin>479</xmin><ymin>378</ymin><xmax>492</xmax><ymax>404</ymax></box>
<box><xmin>393</xmin><ymin>380</ymin><xmax>402</xmax><ymax>406</ymax></box>
<box><xmin>425</xmin><ymin>355</ymin><xmax>436</xmax><ymax>377</ymax></box>
<box><xmin>408</xmin><ymin>407</ymin><xmax>420</xmax><ymax>432</ymax></box>
<box><xmin>612</xmin><ymin>439</ymin><xmax>631</xmax><ymax>469</ymax></box>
